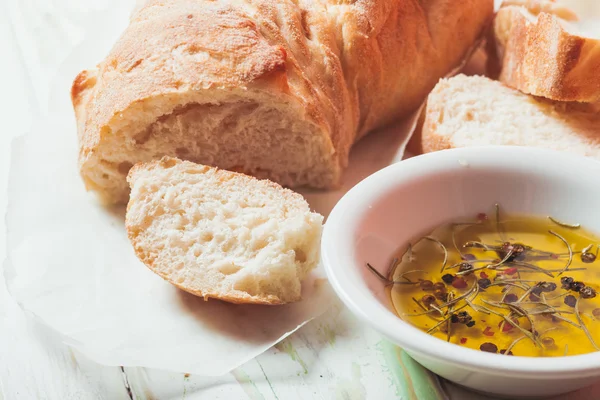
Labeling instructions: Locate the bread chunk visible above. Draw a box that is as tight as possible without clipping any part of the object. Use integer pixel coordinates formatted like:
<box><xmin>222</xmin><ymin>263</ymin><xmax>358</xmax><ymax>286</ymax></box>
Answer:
<box><xmin>126</xmin><ymin>157</ymin><xmax>323</xmax><ymax>305</ymax></box>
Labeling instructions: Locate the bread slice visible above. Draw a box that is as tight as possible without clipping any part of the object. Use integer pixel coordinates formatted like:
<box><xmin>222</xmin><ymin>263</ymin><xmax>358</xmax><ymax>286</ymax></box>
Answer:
<box><xmin>422</xmin><ymin>74</ymin><xmax>600</xmax><ymax>155</ymax></box>
<box><xmin>493</xmin><ymin>0</ymin><xmax>600</xmax><ymax>102</ymax></box>
<box><xmin>125</xmin><ymin>157</ymin><xmax>323</xmax><ymax>305</ymax></box>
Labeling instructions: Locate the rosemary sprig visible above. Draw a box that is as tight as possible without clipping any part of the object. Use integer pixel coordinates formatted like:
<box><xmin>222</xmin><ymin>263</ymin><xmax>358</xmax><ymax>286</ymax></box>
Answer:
<box><xmin>575</xmin><ymin>297</ymin><xmax>600</xmax><ymax>350</ymax></box>
<box><xmin>496</xmin><ymin>203</ymin><xmax>507</xmax><ymax>242</ymax></box>
<box><xmin>507</xmin><ymin>261</ymin><xmax>555</xmax><ymax>278</ymax></box>
<box><xmin>366</xmin><ymin>263</ymin><xmax>423</xmax><ymax>285</ymax></box>
<box><xmin>478</xmin><ymin>301</ymin><xmax>541</xmax><ymax>346</ymax></box>
<box><xmin>451</xmin><ymin>223</ymin><xmax>475</xmax><ymax>258</ymax></box>
<box><xmin>463</xmin><ymin>241</ymin><xmax>499</xmax><ymax>251</ymax></box>
<box><xmin>487</xmin><ymin>281</ymin><xmax>530</xmax><ymax>291</ymax></box>
<box><xmin>548</xmin><ymin>216</ymin><xmax>580</xmax><ymax>229</ymax></box>
<box><xmin>549</xmin><ymin>230</ymin><xmax>573</xmax><ymax>276</ymax></box>
<box><xmin>446</xmin><ymin>259</ymin><xmax>496</xmax><ymax>269</ymax></box>
<box><xmin>439</xmin><ymin>283</ymin><xmax>479</xmax><ymax>308</ymax></box>
<box><xmin>423</xmin><ymin>236</ymin><xmax>448</xmax><ymax>273</ymax></box>
<box><xmin>446</xmin><ymin>292</ymin><xmax>455</xmax><ymax>342</ymax></box>
<box><xmin>426</xmin><ymin>313</ymin><xmax>454</xmax><ymax>334</ymax></box>
<box><xmin>505</xmin><ymin>335</ymin><xmax>527</xmax><ymax>355</ymax></box>
<box><xmin>412</xmin><ymin>297</ymin><xmax>427</xmax><ymax>312</ymax></box>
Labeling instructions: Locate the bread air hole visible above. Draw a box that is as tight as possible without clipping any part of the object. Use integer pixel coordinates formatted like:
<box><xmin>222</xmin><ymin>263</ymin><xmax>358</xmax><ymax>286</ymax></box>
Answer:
<box><xmin>118</xmin><ymin>161</ymin><xmax>133</xmax><ymax>174</ymax></box>
<box><xmin>294</xmin><ymin>248</ymin><xmax>307</xmax><ymax>263</ymax></box>
<box><xmin>218</xmin><ymin>263</ymin><xmax>241</xmax><ymax>276</ymax></box>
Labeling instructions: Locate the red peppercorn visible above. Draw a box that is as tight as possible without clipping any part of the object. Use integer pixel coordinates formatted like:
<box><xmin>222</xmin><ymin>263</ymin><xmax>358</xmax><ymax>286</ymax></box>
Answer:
<box><xmin>504</xmin><ymin>267</ymin><xmax>518</xmax><ymax>275</ymax></box>
<box><xmin>460</xmin><ymin>337</ymin><xmax>468</xmax><ymax>344</ymax></box>
<box><xmin>452</xmin><ymin>277</ymin><xmax>468</xmax><ymax>289</ymax></box>
<box><xmin>480</xmin><ymin>271</ymin><xmax>489</xmax><ymax>279</ymax></box>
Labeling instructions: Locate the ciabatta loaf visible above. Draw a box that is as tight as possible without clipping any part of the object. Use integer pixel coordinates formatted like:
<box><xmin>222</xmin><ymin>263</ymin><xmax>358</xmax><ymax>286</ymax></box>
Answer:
<box><xmin>126</xmin><ymin>157</ymin><xmax>323</xmax><ymax>305</ymax></box>
<box><xmin>493</xmin><ymin>0</ymin><xmax>600</xmax><ymax>102</ymax></box>
<box><xmin>422</xmin><ymin>75</ymin><xmax>600</xmax><ymax>155</ymax></box>
<box><xmin>73</xmin><ymin>0</ymin><xmax>493</xmax><ymax>204</ymax></box>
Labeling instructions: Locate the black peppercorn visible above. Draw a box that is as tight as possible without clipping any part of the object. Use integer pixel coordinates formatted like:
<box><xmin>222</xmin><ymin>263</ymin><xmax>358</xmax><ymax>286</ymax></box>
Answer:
<box><xmin>564</xmin><ymin>295</ymin><xmax>577</xmax><ymax>307</ymax></box>
<box><xmin>451</xmin><ymin>314</ymin><xmax>459</xmax><ymax>323</ymax></box>
<box><xmin>478</xmin><ymin>278</ymin><xmax>492</xmax><ymax>289</ymax></box>
<box><xmin>531</xmin><ymin>286</ymin><xmax>543</xmax><ymax>296</ymax></box>
<box><xmin>561</xmin><ymin>277</ymin><xmax>574</xmax><ymax>290</ymax></box>
<box><xmin>441</xmin><ymin>274</ymin><xmax>454</xmax><ymax>284</ymax></box>
<box><xmin>504</xmin><ymin>293</ymin><xmax>518</xmax><ymax>303</ymax></box>
<box><xmin>580</xmin><ymin>286</ymin><xmax>597</xmax><ymax>299</ymax></box>
<box><xmin>539</xmin><ymin>282</ymin><xmax>557</xmax><ymax>292</ymax></box>
<box><xmin>466</xmin><ymin>321</ymin><xmax>476</xmax><ymax>327</ymax></box>
<box><xmin>421</xmin><ymin>295</ymin><xmax>437</xmax><ymax>308</ymax></box>
<box><xmin>571</xmin><ymin>281</ymin><xmax>585</xmax><ymax>293</ymax></box>
<box><xmin>458</xmin><ymin>263</ymin><xmax>474</xmax><ymax>274</ymax></box>
<box><xmin>480</xmin><ymin>342</ymin><xmax>498</xmax><ymax>353</ymax></box>
<box><xmin>455</xmin><ymin>311</ymin><xmax>472</xmax><ymax>324</ymax></box>
<box><xmin>497</xmin><ymin>242</ymin><xmax>526</xmax><ymax>262</ymax></box>
<box><xmin>499</xmin><ymin>349</ymin><xmax>514</xmax><ymax>356</ymax></box>
<box><xmin>581</xmin><ymin>252</ymin><xmax>596</xmax><ymax>263</ymax></box>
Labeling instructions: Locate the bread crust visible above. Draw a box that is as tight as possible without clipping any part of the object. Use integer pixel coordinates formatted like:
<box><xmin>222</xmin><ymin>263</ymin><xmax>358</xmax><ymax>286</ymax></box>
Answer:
<box><xmin>73</xmin><ymin>0</ymin><xmax>493</xmax><ymax>203</ymax></box>
<box><xmin>494</xmin><ymin>2</ymin><xmax>600</xmax><ymax>102</ymax></box>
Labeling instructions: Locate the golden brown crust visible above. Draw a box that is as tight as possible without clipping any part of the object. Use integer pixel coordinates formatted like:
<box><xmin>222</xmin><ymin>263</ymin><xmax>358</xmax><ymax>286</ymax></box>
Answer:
<box><xmin>495</xmin><ymin>3</ymin><xmax>600</xmax><ymax>102</ymax></box>
<box><xmin>74</xmin><ymin>0</ymin><xmax>493</xmax><ymax>201</ymax></box>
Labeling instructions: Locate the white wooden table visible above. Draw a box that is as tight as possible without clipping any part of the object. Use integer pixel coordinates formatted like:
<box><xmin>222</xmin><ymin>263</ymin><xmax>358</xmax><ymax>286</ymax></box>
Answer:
<box><xmin>2</xmin><ymin>1</ymin><xmax>600</xmax><ymax>399</ymax></box>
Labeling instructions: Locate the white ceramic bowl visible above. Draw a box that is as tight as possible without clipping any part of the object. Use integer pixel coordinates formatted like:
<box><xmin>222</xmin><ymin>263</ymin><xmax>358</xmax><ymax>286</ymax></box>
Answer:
<box><xmin>322</xmin><ymin>146</ymin><xmax>600</xmax><ymax>398</ymax></box>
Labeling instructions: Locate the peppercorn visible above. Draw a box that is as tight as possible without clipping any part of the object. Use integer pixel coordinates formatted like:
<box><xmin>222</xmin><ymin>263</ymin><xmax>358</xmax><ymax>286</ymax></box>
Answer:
<box><xmin>581</xmin><ymin>252</ymin><xmax>596</xmax><ymax>263</ymax></box>
<box><xmin>531</xmin><ymin>286</ymin><xmax>543</xmax><ymax>296</ymax></box>
<box><xmin>499</xmin><ymin>349</ymin><xmax>514</xmax><ymax>356</ymax></box>
<box><xmin>480</xmin><ymin>342</ymin><xmax>498</xmax><ymax>353</ymax></box>
<box><xmin>539</xmin><ymin>282</ymin><xmax>557</xmax><ymax>292</ymax></box>
<box><xmin>478</xmin><ymin>278</ymin><xmax>491</xmax><ymax>289</ymax></box>
<box><xmin>497</xmin><ymin>242</ymin><xmax>526</xmax><ymax>262</ymax></box>
<box><xmin>421</xmin><ymin>295</ymin><xmax>437</xmax><ymax>308</ymax></box>
<box><xmin>419</xmin><ymin>280</ymin><xmax>434</xmax><ymax>291</ymax></box>
<box><xmin>541</xmin><ymin>337</ymin><xmax>555</xmax><ymax>347</ymax></box>
<box><xmin>458</xmin><ymin>262</ymin><xmax>474</xmax><ymax>274</ymax></box>
<box><xmin>455</xmin><ymin>311</ymin><xmax>472</xmax><ymax>324</ymax></box>
<box><xmin>466</xmin><ymin>321</ymin><xmax>476</xmax><ymax>328</ymax></box>
<box><xmin>441</xmin><ymin>274</ymin><xmax>454</xmax><ymax>284</ymax></box>
<box><xmin>433</xmin><ymin>282</ymin><xmax>447</xmax><ymax>292</ymax></box>
<box><xmin>451</xmin><ymin>314</ymin><xmax>459</xmax><ymax>323</ymax></box>
<box><xmin>580</xmin><ymin>286</ymin><xmax>597</xmax><ymax>299</ymax></box>
<box><xmin>451</xmin><ymin>277</ymin><xmax>468</xmax><ymax>289</ymax></box>
<box><xmin>561</xmin><ymin>277</ymin><xmax>574</xmax><ymax>290</ymax></box>
<box><xmin>504</xmin><ymin>293</ymin><xmax>518</xmax><ymax>303</ymax></box>
<box><xmin>571</xmin><ymin>281</ymin><xmax>585</xmax><ymax>293</ymax></box>
<box><xmin>529</xmin><ymin>292</ymin><xmax>540</xmax><ymax>302</ymax></box>
<box><xmin>462</xmin><ymin>253</ymin><xmax>477</xmax><ymax>261</ymax></box>
<box><xmin>564</xmin><ymin>295</ymin><xmax>577</xmax><ymax>307</ymax></box>
<box><xmin>434</xmin><ymin>290</ymin><xmax>448</xmax><ymax>301</ymax></box>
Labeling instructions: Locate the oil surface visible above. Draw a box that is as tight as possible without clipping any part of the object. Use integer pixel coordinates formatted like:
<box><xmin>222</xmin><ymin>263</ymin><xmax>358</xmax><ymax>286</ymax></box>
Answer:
<box><xmin>389</xmin><ymin>209</ymin><xmax>600</xmax><ymax>357</ymax></box>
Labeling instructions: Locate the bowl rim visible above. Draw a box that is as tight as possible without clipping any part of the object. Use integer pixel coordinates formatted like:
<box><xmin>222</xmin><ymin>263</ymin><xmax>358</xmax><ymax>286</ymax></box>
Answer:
<box><xmin>322</xmin><ymin>145</ymin><xmax>600</xmax><ymax>376</ymax></box>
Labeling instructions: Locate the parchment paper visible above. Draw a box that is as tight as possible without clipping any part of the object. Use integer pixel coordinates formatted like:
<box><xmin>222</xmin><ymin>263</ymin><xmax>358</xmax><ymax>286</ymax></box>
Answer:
<box><xmin>3</xmin><ymin>104</ymin><xmax>418</xmax><ymax>375</ymax></box>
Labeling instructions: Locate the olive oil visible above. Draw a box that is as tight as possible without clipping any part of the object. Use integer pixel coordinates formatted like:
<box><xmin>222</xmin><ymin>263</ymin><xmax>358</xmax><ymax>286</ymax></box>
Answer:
<box><xmin>387</xmin><ymin>207</ymin><xmax>600</xmax><ymax>357</ymax></box>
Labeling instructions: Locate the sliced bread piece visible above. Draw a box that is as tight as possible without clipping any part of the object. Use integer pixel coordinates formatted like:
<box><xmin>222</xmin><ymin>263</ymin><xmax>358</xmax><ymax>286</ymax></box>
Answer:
<box><xmin>422</xmin><ymin>74</ymin><xmax>600</xmax><ymax>155</ymax></box>
<box><xmin>126</xmin><ymin>157</ymin><xmax>323</xmax><ymax>305</ymax></box>
<box><xmin>493</xmin><ymin>0</ymin><xmax>600</xmax><ymax>102</ymax></box>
